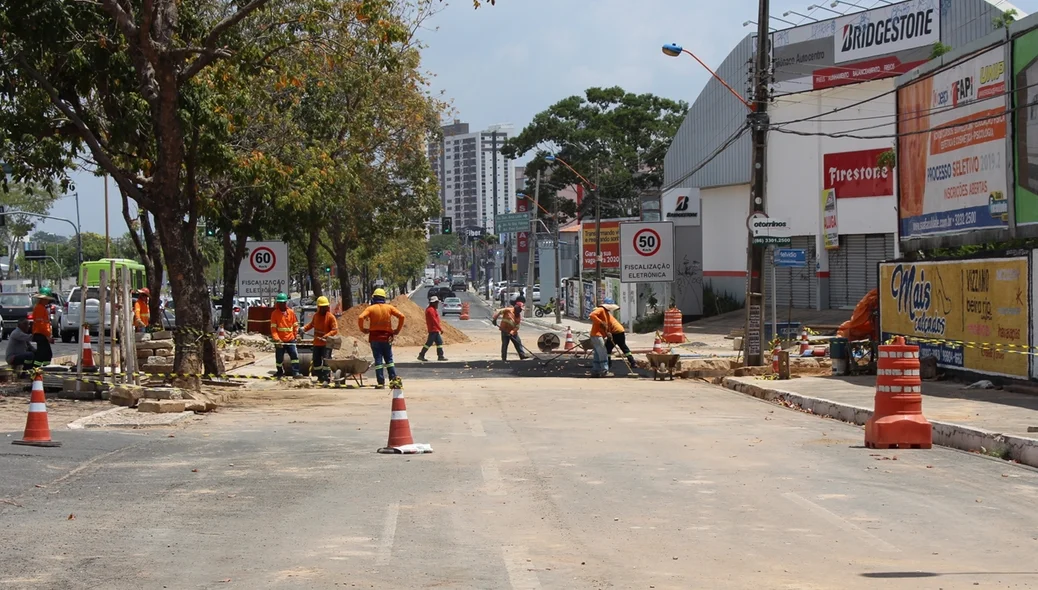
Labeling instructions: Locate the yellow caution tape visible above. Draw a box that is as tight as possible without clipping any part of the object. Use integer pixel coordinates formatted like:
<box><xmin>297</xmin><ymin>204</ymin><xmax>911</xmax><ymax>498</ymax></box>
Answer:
<box><xmin>886</xmin><ymin>334</ymin><xmax>1038</xmax><ymax>356</ymax></box>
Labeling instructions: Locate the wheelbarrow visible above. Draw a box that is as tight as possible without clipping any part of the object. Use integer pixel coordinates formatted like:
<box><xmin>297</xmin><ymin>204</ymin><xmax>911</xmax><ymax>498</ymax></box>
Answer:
<box><xmin>325</xmin><ymin>357</ymin><xmax>372</xmax><ymax>387</ymax></box>
<box><xmin>645</xmin><ymin>353</ymin><xmax>681</xmax><ymax>381</ymax></box>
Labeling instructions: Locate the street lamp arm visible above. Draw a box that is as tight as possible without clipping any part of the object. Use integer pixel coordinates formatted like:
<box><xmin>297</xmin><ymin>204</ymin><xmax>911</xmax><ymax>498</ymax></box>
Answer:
<box><xmin>546</xmin><ymin>156</ymin><xmax>597</xmax><ymax>191</ymax></box>
<box><xmin>677</xmin><ymin>47</ymin><xmax>754</xmax><ymax>112</ymax></box>
<box><xmin>4</xmin><ymin>210</ymin><xmax>83</xmax><ymax>265</ymax></box>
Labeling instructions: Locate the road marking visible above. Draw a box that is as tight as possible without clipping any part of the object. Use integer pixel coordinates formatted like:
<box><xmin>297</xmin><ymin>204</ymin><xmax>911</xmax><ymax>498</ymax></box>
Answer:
<box><xmin>481</xmin><ymin>460</ymin><xmax>507</xmax><ymax>496</ymax></box>
<box><xmin>377</xmin><ymin>502</ymin><xmax>400</xmax><ymax>563</ymax></box>
<box><xmin>782</xmin><ymin>492</ymin><xmax>897</xmax><ymax>552</ymax></box>
<box><xmin>501</xmin><ymin>545</ymin><xmax>541</xmax><ymax>590</ymax></box>
<box><xmin>469</xmin><ymin>419</ymin><xmax>486</xmax><ymax>437</ymax></box>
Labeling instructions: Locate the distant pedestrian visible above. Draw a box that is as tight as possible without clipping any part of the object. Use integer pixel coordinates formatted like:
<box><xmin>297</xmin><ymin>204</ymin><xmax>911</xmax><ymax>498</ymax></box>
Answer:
<box><xmin>358</xmin><ymin>288</ymin><xmax>405</xmax><ymax>388</ymax></box>
<box><xmin>418</xmin><ymin>296</ymin><xmax>447</xmax><ymax>362</ymax></box>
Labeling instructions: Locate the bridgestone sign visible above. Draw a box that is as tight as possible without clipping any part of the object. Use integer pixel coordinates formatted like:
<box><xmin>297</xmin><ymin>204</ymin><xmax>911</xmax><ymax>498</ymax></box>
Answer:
<box><xmin>834</xmin><ymin>3</ymin><xmax>939</xmax><ymax>63</ymax></box>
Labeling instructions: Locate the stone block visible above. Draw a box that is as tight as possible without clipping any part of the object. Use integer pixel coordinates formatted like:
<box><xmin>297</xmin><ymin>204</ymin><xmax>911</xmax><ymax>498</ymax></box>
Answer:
<box><xmin>142</xmin><ymin>364</ymin><xmax>174</xmax><ymax>375</ymax></box>
<box><xmin>135</xmin><ymin>332</ymin><xmax>152</xmax><ymax>342</ymax></box>
<box><xmin>146</xmin><ymin>355</ymin><xmax>169</xmax><ymax>365</ymax></box>
<box><xmin>144</xmin><ymin>387</ymin><xmax>184</xmax><ymax>400</ymax></box>
<box><xmin>152</xmin><ymin>348</ymin><xmax>173</xmax><ymax>357</ymax></box>
<box><xmin>137</xmin><ymin>400</ymin><xmax>186</xmax><ymax>413</ymax></box>
<box><xmin>150</xmin><ymin>331</ymin><xmax>173</xmax><ymax>341</ymax></box>
<box><xmin>110</xmin><ymin>385</ymin><xmax>142</xmax><ymax>407</ymax></box>
<box><xmin>137</xmin><ymin>349</ymin><xmax>154</xmax><ymax>359</ymax></box>
<box><xmin>234</xmin><ymin>348</ymin><xmax>255</xmax><ymax>361</ymax></box>
<box><xmin>183</xmin><ymin>399</ymin><xmax>217</xmax><ymax>412</ymax></box>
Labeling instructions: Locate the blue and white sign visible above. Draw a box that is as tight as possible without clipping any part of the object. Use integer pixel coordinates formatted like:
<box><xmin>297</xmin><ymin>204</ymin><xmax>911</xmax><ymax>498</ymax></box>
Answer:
<box><xmin>774</xmin><ymin>248</ymin><xmax>807</xmax><ymax>268</ymax></box>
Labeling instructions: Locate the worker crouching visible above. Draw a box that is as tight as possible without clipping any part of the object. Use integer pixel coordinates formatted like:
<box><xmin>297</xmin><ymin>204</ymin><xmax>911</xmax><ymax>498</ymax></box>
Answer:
<box><xmin>589</xmin><ymin>300</ymin><xmax>631</xmax><ymax>377</ymax></box>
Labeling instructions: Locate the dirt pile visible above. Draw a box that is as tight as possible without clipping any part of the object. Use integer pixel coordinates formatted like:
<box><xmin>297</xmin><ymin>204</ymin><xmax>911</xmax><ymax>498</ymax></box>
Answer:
<box><xmin>337</xmin><ymin>295</ymin><xmax>471</xmax><ymax>347</ymax></box>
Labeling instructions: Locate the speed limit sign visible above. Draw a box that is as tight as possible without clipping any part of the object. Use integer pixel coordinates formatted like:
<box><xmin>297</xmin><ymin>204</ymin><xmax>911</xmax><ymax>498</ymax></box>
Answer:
<box><xmin>619</xmin><ymin>222</ymin><xmax>674</xmax><ymax>283</ymax></box>
<box><xmin>238</xmin><ymin>241</ymin><xmax>289</xmax><ymax>296</ymax></box>
<box><xmin>249</xmin><ymin>246</ymin><xmax>277</xmax><ymax>273</ymax></box>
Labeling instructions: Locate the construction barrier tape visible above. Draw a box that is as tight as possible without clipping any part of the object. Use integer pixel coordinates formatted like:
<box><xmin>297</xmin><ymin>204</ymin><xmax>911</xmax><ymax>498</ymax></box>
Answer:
<box><xmin>886</xmin><ymin>334</ymin><xmax>1038</xmax><ymax>355</ymax></box>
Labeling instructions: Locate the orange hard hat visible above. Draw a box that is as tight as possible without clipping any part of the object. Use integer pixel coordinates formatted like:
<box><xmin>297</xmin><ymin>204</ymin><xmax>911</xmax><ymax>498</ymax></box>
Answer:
<box><xmin>138</xmin><ymin>288</ymin><xmax>151</xmax><ymax>297</ymax></box>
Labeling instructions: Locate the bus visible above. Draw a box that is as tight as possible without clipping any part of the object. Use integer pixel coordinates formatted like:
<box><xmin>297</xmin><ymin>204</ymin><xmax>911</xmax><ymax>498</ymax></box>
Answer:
<box><xmin>80</xmin><ymin>258</ymin><xmax>147</xmax><ymax>290</ymax></box>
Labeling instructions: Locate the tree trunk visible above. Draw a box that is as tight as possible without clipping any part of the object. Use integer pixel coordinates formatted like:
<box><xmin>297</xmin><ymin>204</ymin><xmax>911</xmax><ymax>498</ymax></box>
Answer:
<box><xmin>218</xmin><ymin>231</ymin><xmax>249</xmax><ymax>328</ymax></box>
<box><xmin>140</xmin><ymin>212</ymin><xmax>165</xmax><ymax>322</ymax></box>
<box><xmin>153</xmin><ymin>210</ymin><xmax>224</xmax><ymax>381</ymax></box>
<box><xmin>336</xmin><ymin>262</ymin><xmax>354</xmax><ymax>309</ymax></box>
<box><xmin>306</xmin><ymin>228</ymin><xmax>322</xmax><ymax>299</ymax></box>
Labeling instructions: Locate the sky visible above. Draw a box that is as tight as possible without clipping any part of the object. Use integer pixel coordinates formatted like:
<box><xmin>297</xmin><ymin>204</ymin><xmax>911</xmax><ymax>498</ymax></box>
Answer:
<box><xmin>42</xmin><ymin>0</ymin><xmax>1038</xmax><ymax>238</ymax></box>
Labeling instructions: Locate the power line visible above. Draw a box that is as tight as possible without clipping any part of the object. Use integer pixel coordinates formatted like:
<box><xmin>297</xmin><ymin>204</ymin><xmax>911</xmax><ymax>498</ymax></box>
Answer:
<box><xmin>661</xmin><ymin>123</ymin><xmax>751</xmax><ymax>193</ymax></box>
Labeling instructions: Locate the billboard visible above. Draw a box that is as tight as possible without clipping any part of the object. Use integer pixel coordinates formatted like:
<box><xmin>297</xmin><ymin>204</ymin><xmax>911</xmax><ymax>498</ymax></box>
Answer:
<box><xmin>897</xmin><ymin>45</ymin><xmax>1010</xmax><ymax>240</ymax></box>
<box><xmin>1014</xmin><ymin>29</ymin><xmax>1038</xmax><ymax>226</ymax></box>
<box><xmin>581</xmin><ymin>220</ymin><xmax>621</xmax><ymax>270</ymax></box>
<box><xmin>823</xmin><ymin>148</ymin><xmax>894</xmax><ymax>198</ymax></box>
<box><xmin>879</xmin><ymin>257</ymin><xmax>1029</xmax><ymax>378</ymax></box>
<box><xmin>771</xmin><ymin>0</ymin><xmax>937</xmax><ymax>96</ymax></box>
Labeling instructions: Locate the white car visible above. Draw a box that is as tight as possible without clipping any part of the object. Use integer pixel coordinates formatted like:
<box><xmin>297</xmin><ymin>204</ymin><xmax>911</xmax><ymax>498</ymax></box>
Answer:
<box><xmin>441</xmin><ymin>297</ymin><xmax>463</xmax><ymax>315</ymax></box>
<box><xmin>61</xmin><ymin>286</ymin><xmax>110</xmax><ymax>342</ymax></box>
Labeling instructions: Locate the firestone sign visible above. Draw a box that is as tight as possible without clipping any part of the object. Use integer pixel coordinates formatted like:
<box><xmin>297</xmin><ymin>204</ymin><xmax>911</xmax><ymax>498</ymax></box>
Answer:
<box><xmin>823</xmin><ymin>148</ymin><xmax>894</xmax><ymax>198</ymax></box>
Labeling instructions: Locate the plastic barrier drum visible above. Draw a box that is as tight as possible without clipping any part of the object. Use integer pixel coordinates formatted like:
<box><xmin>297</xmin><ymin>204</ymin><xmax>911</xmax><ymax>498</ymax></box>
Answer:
<box><xmin>459</xmin><ymin>302</ymin><xmax>470</xmax><ymax>320</ymax></box>
<box><xmin>662</xmin><ymin>308</ymin><xmax>685</xmax><ymax>344</ymax></box>
<box><xmin>864</xmin><ymin>336</ymin><xmax>932</xmax><ymax>449</ymax></box>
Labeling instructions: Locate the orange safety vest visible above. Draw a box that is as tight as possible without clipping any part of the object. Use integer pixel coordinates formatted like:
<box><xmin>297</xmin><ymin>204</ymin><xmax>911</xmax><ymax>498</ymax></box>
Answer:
<box><xmin>32</xmin><ymin>302</ymin><xmax>51</xmax><ymax>337</ymax></box>
<box><xmin>358</xmin><ymin>303</ymin><xmax>405</xmax><ymax>342</ymax></box>
<box><xmin>494</xmin><ymin>307</ymin><xmax>518</xmax><ymax>334</ymax></box>
<box><xmin>304</xmin><ymin>311</ymin><xmax>339</xmax><ymax>346</ymax></box>
<box><xmin>134</xmin><ymin>299</ymin><xmax>151</xmax><ymax>328</ymax></box>
<box><xmin>589</xmin><ymin>308</ymin><xmax>624</xmax><ymax>338</ymax></box>
<box><xmin>270</xmin><ymin>307</ymin><xmax>299</xmax><ymax>343</ymax></box>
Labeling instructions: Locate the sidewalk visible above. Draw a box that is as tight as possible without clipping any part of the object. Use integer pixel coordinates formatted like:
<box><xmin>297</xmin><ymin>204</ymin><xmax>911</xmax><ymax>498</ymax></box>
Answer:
<box><xmin>722</xmin><ymin>374</ymin><xmax>1038</xmax><ymax>468</ymax></box>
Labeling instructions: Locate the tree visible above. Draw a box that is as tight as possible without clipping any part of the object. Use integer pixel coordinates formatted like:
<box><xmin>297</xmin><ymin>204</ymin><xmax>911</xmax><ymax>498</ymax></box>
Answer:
<box><xmin>428</xmin><ymin>234</ymin><xmax>459</xmax><ymax>254</ymax></box>
<box><xmin>502</xmin><ymin>87</ymin><xmax>688</xmax><ymax>219</ymax></box>
<box><xmin>994</xmin><ymin>8</ymin><xmax>1018</xmax><ymax>29</ymax></box>
<box><xmin>0</xmin><ymin>184</ymin><xmax>59</xmax><ymax>279</ymax></box>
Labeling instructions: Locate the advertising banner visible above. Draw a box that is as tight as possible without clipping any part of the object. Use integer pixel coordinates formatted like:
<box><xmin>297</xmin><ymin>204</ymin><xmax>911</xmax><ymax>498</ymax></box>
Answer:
<box><xmin>822</xmin><ymin>188</ymin><xmax>839</xmax><ymax>250</ymax></box>
<box><xmin>770</xmin><ymin>0</ymin><xmax>936</xmax><ymax>96</ymax></box>
<box><xmin>879</xmin><ymin>257</ymin><xmax>1029</xmax><ymax>378</ymax></box>
<box><xmin>582</xmin><ymin>281</ymin><xmax>594</xmax><ymax>320</ymax></box>
<box><xmin>1014</xmin><ymin>30</ymin><xmax>1038</xmax><ymax>225</ymax></box>
<box><xmin>823</xmin><ymin>149</ymin><xmax>894</xmax><ymax>198</ymax></box>
<box><xmin>660</xmin><ymin>188</ymin><xmax>701</xmax><ymax>226</ymax></box>
<box><xmin>581</xmin><ymin>221</ymin><xmax>621</xmax><ymax>270</ymax></box>
<box><xmin>897</xmin><ymin>45</ymin><xmax>1010</xmax><ymax>240</ymax></box>
<box><xmin>516</xmin><ymin>198</ymin><xmax>529</xmax><ymax>254</ymax></box>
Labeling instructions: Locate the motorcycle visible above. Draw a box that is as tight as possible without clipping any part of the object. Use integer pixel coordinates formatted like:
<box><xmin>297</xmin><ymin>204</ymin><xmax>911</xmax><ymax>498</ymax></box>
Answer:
<box><xmin>534</xmin><ymin>298</ymin><xmax>559</xmax><ymax>318</ymax></box>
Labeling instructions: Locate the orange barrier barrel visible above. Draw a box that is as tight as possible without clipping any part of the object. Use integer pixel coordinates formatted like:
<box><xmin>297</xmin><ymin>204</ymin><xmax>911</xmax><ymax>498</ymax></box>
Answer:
<box><xmin>865</xmin><ymin>337</ymin><xmax>932</xmax><ymax>449</ymax></box>
<box><xmin>459</xmin><ymin>302</ymin><xmax>470</xmax><ymax>320</ymax></box>
<box><xmin>247</xmin><ymin>306</ymin><xmax>274</xmax><ymax>334</ymax></box>
<box><xmin>662</xmin><ymin>308</ymin><xmax>685</xmax><ymax>343</ymax></box>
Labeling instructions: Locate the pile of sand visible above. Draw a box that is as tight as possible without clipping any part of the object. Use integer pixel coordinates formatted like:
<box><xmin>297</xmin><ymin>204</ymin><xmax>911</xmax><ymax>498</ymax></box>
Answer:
<box><xmin>337</xmin><ymin>295</ymin><xmax>471</xmax><ymax>347</ymax></box>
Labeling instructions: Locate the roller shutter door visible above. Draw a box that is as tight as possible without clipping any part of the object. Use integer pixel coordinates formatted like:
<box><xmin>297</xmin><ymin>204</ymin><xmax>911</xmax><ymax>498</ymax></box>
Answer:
<box><xmin>765</xmin><ymin>236</ymin><xmax>817</xmax><ymax>310</ymax></box>
<box><xmin>828</xmin><ymin>233</ymin><xmax>894</xmax><ymax>308</ymax></box>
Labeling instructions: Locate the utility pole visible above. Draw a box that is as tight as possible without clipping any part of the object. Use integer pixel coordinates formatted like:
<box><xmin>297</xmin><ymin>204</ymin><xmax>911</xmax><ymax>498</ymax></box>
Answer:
<box><xmin>553</xmin><ymin>185</ymin><xmax>562</xmax><ymax>325</ymax></box>
<box><xmin>524</xmin><ymin>170</ymin><xmax>541</xmax><ymax>318</ymax></box>
<box><xmin>744</xmin><ymin>0</ymin><xmax>771</xmax><ymax>366</ymax></box>
<box><xmin>594</xmin><ymin>171</ymin><xmax>602</xmax><ymax>306</ymax></box>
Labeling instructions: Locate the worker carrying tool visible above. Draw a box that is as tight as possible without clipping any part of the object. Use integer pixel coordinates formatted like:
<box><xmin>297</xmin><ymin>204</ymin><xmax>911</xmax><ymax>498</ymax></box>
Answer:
<box><xmin>270</xmin><ymin>292</ymin><xmax>301</xmax><ymax>378</ymax></box>
<box><xmin>418</xmin><ymin>296</ymin><xmax>447</xmax><ymax>362</ymax></box>
<box><xmin>589</xmin><ymin>299</ymin><xmax>631</xmax><ymax>377</ymax></box>
<box><xmin>358</xmin><ymin>288</ymin><xmax>405</xmax><ymax>388</ymax></box>
<box><xmin>303</xmin><ymin>295</ymin><xmax>338</xmax><ymax>383</ymax></box>
<box><xmin>133</xmin><ymin>287</ymin><xmax>151</xmax><ymax>332</ymax></box>
<box><xmin>492</xmin><ymin>301</ymin><xmax>529</xmax><ymax>361</ymax></box>
<box><xmin>31</xmin><ymin>287</ymin><xmax>54</xmax><ymax>369</ymax></box>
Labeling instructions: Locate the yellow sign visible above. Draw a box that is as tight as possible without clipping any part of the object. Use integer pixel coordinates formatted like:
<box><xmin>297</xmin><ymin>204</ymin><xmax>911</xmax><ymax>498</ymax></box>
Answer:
<box><xmin>879</xmin><ymin>257</ymin><xmax>1029</xmax><ymax>377</ymax></box>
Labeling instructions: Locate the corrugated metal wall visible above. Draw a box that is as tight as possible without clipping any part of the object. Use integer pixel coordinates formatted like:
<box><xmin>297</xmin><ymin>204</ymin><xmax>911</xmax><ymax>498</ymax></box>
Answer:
<box><xmin>663</xmin><ymin>0</ymin><xmax>1021</xmax><ymax>192</ymax></box>
<box><xmin>663</xmin><ymin>35</ymin><xmax>753</xmax><ymax>190</ymax></box>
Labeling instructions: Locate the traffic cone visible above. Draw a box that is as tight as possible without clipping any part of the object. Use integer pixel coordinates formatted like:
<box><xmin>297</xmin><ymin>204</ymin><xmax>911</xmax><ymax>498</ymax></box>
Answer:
<box><xmin>377</xmin><ymin>386</ymin><xmax>432</xmax><ymax>454</ymax></box>
<box><xmin>653</xmin><ymin>333</ymin><xmax>665</xmax><ymax>354</ymax></box>
<box><xmin>217</xmin><ymin>326</ymin><xmax>227</xmax><ymax>341</ymax></box>
<box><xmin>564</xmin><ymin>327</ymin><xmax>575</xmax><ymax>351</ymax></box>
<box><xmin>799</xmin><ymin>329</ymin><xmax>811</xmax><ymax>356</ymax></box>
<box><xmin>13</xmin><ymin>372</ymin><xmax>61</xmax><ymax>447</ymax></box>
<box><xmin>81</xmin><ymin>331</ymin><xmax>95</xmax><ymax>371</ymax></box>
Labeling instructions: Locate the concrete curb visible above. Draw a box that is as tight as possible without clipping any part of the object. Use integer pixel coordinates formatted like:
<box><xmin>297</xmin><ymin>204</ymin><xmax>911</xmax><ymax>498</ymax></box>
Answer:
<box><xmin>720</xmin><ymin>377</ymin><xmax>1038</xmax><ymax>469</ymax></box>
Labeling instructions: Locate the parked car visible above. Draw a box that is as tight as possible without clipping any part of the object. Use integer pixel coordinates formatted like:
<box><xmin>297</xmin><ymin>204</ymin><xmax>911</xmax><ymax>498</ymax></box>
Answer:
<box><xmin>48</xmin><ymin>291</ymin><xmax>65</xmax><ymax>336</ymax></box>
<box><xmin>62</xmin><ymin>286</ymin><xmax>107</xmax><ymax>342</ymax></box>
<box><xmin>1</xmin><ymin>292</ymin><xmax>35</xmax><ymax>339</ymax></box>
<box><xmin>441</xmin><ymin>297</ymin><xmax>463</xmax><ymax>316</ymax></box>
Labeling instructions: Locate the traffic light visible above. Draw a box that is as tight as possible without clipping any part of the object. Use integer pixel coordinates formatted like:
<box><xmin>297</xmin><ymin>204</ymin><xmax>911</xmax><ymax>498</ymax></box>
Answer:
<box><xmin>204</xmin><ymin>221</ymin><xmax>216</xmax><ymax>237</ymax></box>
<box><xmin>324</xmin><ymin>265</ymin><xmax>331</xmax><ymax>273</ymax></box>
<box><xmin>442</xmin><ymin>216</ymin><xmax>452</xmax><ymax>234</ymax></box>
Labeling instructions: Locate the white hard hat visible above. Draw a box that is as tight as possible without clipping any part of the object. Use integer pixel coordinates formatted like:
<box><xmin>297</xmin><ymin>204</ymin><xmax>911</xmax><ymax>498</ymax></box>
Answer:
<box><xmin>429</xmin><ymin>296</ymin><xmax>439</xmax><ymax>303</ymax></box>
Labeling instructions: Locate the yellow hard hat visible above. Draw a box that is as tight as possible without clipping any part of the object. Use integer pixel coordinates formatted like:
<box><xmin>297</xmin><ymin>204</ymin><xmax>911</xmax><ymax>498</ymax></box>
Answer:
<box><xmin>316</xmin><ymin>296</ymin><xmax>330</xmax><ymax>307</ymax></box>
<box><xmin>373</xmin><ymin>288</ymin><xmax>387</xmax><ymax>298</ymax></box>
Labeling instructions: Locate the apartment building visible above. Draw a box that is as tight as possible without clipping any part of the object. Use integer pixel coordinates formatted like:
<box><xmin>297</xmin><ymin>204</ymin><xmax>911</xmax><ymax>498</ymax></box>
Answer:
<box><xmin>428</xmin><ymin>121</ymin><xmax>514</xmax><ymax>233</ymax></box>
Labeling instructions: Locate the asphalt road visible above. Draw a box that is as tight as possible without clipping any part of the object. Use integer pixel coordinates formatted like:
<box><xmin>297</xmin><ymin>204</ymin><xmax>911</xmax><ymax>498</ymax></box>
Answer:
<box><xmin>2</xmin><ymin>378</ymin><xmax>1037</xmax><ymax>588</ymax></box>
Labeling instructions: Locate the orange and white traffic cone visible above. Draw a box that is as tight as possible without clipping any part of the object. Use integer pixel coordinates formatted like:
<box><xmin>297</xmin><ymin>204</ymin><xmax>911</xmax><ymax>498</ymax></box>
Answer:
<box><xmin>377</xmin><ymin>386</ymin><xmax>432</xmax><ymax>454</ymax></box>
<box><xmin>564</xmin><ymin>327</ymin><xmax>575</xmax><ymax>351</ymax></box>
<box><xmin>798</xmin><ymin>329</ymin><xmax>811</xmax><ymax>356</ymax></box>
<box><xmin>81</xmin><ymin>331</ymin><xmax>95</xmax><ymax>371</ymax></box>
<box><xmin>13</xmin><ymin>372</ymin><xmax>61</xmax><ymax>447</ymax></box>
<box><xmin>653</xmin><ymin>333</ymin><xmax>665</xmax><ymax>354</ymax></box>
<box><xmin>217</xmin><ymin>326</ymin><xmax>227</xmax><ymax>341</ymax></box>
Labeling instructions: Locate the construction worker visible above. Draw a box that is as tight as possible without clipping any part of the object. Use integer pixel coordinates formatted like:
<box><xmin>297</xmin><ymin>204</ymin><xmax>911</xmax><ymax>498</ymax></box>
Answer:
<box><xmin>492</xmin><ymin>301</ymin><xmax>528</xmax><ymax>361</ymax></box>
<box><xmin>302</xmin><ymin>295</ymin><xmax>338</xmax><ymax>383</ymax></box>
<box><xmin>590</xmin><ymin>299</ymin><xmax>634</xmax><ymax>376</ymax></box>
<box><xmin>357</xmin><ymin>288</ymin><xmax>405</xmax><ymax>388</ymax></box>
<box><xmin>418</xmin><ymin>296</ymin><xmax>447</xmax><ymax>362</ymax></box>
<box><xmin>31</xmin><ymin>287</ymin><xmax>54</xmax><ymax>369</ymax></box>
<box><xmin>133</xmin><ymin>288</ymin><xmax>151</xmax><ymax>332</ymax></box>
<box><xmin>270</xmin><ymin>292</ymin><xmax>300</xmax><ymax>378</ymax></box>
<box><xmin>6</xmin><ymin>318</ymin><xmax>36</xmax><ymax>375</ymax></box>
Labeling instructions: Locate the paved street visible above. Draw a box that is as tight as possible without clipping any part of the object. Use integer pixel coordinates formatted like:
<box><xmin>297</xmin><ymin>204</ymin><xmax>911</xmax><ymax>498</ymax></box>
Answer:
<box><xmin>2</xmin><ymin>375</ymin><xmax>1038</xmax><ymax>588</ymax></box>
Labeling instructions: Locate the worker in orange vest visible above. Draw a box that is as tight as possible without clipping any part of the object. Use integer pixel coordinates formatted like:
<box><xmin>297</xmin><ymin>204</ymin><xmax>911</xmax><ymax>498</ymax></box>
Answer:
<box><xmin>357</xmin><ymin>288</ymin><xmax>405</xmax><ymax>388</ymax></box>
<box><xmin>492</xmin><ymin>301</ymin><xmax>529</xmax><ymax>361</ymax></box>
<box><xmin>302</xmin><ymin>295</ymin><xmax>338</xmax><ymax>383</ymax></box>
<box><xmin>31</xmin><ymin>287</ymin><xmax>55</xmax><ymax>369</ymax></box>
<box><xmin>270</xmin><ymin>292</ymin><xmax>300</xmax><ymax>378</ymax></box>
<box><xmin>589</xmin><ymin>299</ymin><xmax>632</xmax><ymax>376</ymax></box>
<box><xmin>133</xmin><ymin>288</ymin><xmax>152</xmax><ymax>332</ymax></box>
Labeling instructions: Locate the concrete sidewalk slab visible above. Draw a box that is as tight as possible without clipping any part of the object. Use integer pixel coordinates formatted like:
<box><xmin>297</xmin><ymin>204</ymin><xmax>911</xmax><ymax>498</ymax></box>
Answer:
<box><xmin>722</xmin><ymin>375</ymin><xmax>1038</xmax><ymax>468</ymax></box>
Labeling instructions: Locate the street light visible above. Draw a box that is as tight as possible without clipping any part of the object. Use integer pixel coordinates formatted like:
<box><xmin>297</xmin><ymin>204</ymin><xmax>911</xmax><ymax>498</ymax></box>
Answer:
<box><xmin>742</xmin><ymin>20</ymin><xmax>777</xmax><ymax>31</ymax></box>
<box><xmin>807</xmin><ymin>4</ymin><xmax>845</xmax><ymax>15</ymax></box>
<box><xmin>783</xmin><ymin>10</ymin><xmax>817</xmax><ymax>21</ymax></box>
<box><xmin>662</xmin><ymin>44</ymin><xmax>754</xmax><ymax>111</ymax></box>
